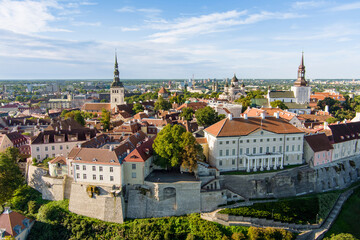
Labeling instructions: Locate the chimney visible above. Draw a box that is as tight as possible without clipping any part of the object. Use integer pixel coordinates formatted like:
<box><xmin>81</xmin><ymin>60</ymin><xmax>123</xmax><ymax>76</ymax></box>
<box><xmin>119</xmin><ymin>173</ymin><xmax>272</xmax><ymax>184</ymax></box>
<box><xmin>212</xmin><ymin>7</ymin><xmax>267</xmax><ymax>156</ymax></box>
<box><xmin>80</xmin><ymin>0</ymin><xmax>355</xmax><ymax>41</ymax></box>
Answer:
<box><xmin>227</xmin><ymin>113</ymin><xmax>233</xmax><ymax>120</ymax></box>
<box><xmin>243</xmin><ymin>113</ymin><xmax>248</xmax><ymax>120</ymax></box>
<box><xmin>77</xmin><ymin>143</ymin><xmax>81</xmax><ymax>148</ymax></box>
<box><xmin>23</xmin><ymin>118</ymin><xmax>26</xmax><ymax>124</ymax></box>
<box><xmin>109</xmin><ymin>145</ymin><xmax>114</xmax><ymax>151</ymax></box>
<box><xmin>68</xmin><ymin>125</ymin><xmax>71</xmax><ymax>131</ymax></box>
<box><xmin>324</xmin><ymin>121</ymin><xmax>329</xmax><ymax>130</ymax></box>
<box><xmin>260</xmin><ymin>112</ymin><xmax>265</xmax><ymax>119</ymax></box>
<box><xmin>274</xmin><ymin>112</ymin><xmax>280</xmax><ymax>119</ymax></box>
<box><xmin>127</xmin><ymin>149</ymin><xmax>130</xmax><ymax>155</ymax></box>
<box><xmin>325</xmin><ymin>105</ymin><xmax>329</xmax><ymax>113</ymax></box>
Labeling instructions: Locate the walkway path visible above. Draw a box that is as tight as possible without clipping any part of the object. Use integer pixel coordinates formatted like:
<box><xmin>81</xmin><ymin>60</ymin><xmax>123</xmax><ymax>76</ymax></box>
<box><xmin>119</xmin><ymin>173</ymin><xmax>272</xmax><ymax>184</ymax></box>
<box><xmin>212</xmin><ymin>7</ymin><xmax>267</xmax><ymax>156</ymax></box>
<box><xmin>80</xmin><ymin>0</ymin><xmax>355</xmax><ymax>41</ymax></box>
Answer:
<box><xmin>200</xmin><ymin>186</ymin><xmax>357</xmax><ymax>239</ymax></box>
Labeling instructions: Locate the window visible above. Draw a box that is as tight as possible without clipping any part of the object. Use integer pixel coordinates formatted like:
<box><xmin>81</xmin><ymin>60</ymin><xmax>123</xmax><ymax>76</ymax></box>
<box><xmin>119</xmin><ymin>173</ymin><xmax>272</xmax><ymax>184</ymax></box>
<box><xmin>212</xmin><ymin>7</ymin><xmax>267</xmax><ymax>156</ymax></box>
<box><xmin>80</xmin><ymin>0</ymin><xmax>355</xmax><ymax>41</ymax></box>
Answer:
<box><xmin>240</xmin><ymin>148</ymin><xmax>243</xmax><ymax>155</ymax></box>
<box><xmin>132</xmin><ymin>172</ymin><xmax>136</xmax><ymax>178</ymax></box>
<box><xmin>45</xmin><ymin>147</ymin><xmax>48</xmax><ymax>151</ymax></box>
<box><xmin>232</xmin><ymin>149</ymin><xmax>235</xmax><ymax>155</ymax></box>
<box><xmin>297</xmin><ymin>155</ymin><xmax>300</xmax><ymax>160</ymax></box>
<box><xmin>260</xmin><ymin>147</ymin><xmax>263</xmax><ymax>153</ymax></box>
<box><xmin>83</xmin><ymin>174</ymin><xmax>87</xmax><ymax>179</ymax></box>
<box><xmin>266</xmin><ymin>146</ymin><xmax>269</xmax><ymax>153</ymax></box>
<box><xmin>240</xmin><ymin>140</ymin><xmax>243</xmax><ymax>143</ymax></box>
<box><xmin>110</xmin><ymin>176</ymin><xmax>114</xmax><ymax>181</ymax></box>
<box><xmin>293</xmin><ymin>137</ymin><xmax>295</xmax><ymax>141</ymax></box>
<box><xmin>279</xmin><ymin>146</ymin><xmax>282</xmax><ymax>152</ymax></box>
<box><xmin>132</xmin><ymin>164</ymin><xmax>136</xmax><ymax>170</ymax></box>
<box><xmin>60</xmin><ymin>145</ymin><xmax>63</xmax><ymax>150</ymax></box>
<box><xmin>273</xmin><ymin>146</ymin><xmax>276</xmax><ymax>152</ymax></box>
<box><xmin>76</xmin><ymin>165</ymin><xmax>79</xmax><ymax>170</ymax></box>
<box><xmin>93</xmin><ymin>175</ymin><xmax>96</xmax><ymax>180</ymax></box>
<box><xmin>287</xmin><ymin>138</ymin><xmax>289</xmax><ymax>141</ymax></box>
<box><xmin>76</xmin><ymin>173</ymin><xmax>80</xmax><ymax>179</ymax></box>
<box><xmin>232</xmin><ymin>141</ymin><xmax>235</xmax><ymax>144</ymax></box>
<box><xmin>110</xmin><ymin>167</ymin><xmax>113</xmax><ymax>172</ymax></box>
<box><xmin>52</xmin><ymin>146</ymin><xmax>55</xmax><ymax>150</ymax></box>
<box><xmin>232</xmin><ymin>159</ymin><xmax>235</xmax><ymax>165</ymax></box>
<box><xmin>280</xmin><ymin>138</ymin><xmax>283</xmax><ymax>141</ymax></box>
<box><xmin>286</xmin><ymin>146</ymin><xmax>289</xmax><ymax>152</ymax></box>
<box><xmin>100</xmin><ymin>175</ymin><xmax>103</xmax><ymax>180</ymax></box>
<box><xmin>45</xmin><ymin>154</ymin><xmax>49</xmax><ymax>158</ymax></box>
<box><xmin>92</xmin><ymin>166</ymin><xmax>96</xmax><ymax>171</ymax></box>
<box><xmin>267</xmin><ymin>139</ymin><xmax>270</xmax><ymax>142</ymax></box>
<box><xmin>52</xmin><ymin>154</ymin><xmax>55</xmax><ymax>157</ymax></box>
<box><xmin>253</xmin><ymin>139</ymin><xmax>256</xmax><ymax>143</ymax></box>
<box><xmin>273</xmin><ymin>138</ymin><xmax>276</xmax><ymax>141</ymax></box>
<box><xmin>36</xmin><ymin>147</ymin><xmax>40</xmax><ymax>152</ymax></box>
<box><xmin>99</xmin><ymin>166</ymin><xmax>103</xmax><ymax>172</ymax></box>
<box><xmin>298</xmin><ymin>145</ymin><xmax>301</xmax><ymax>151</ymax></box>
<box><xmin>219</xmin><ymin>150</ymin><xmax>223</xmax><ymax>156</ymax></box>
<box><xmin>219</xmin><ymin>141</ymin><xmax>223</xmax><ymax>145</ymax></box>
<box><xmin>247</xmin><ymin>140</ymin><xmax>250</xmax><ymax>143</ymax></box>
<box><xmin>246</xmin><ymin>148</ymin><xmax>249</xmax><ymax>154</ymax></box>
<box><xmin>292</xmin><ymin>145</ymin><xmax>295</xmax><ymax>151</ymax></box>
<box><xmin>66</xmin><ymin>145</ymin><xmax>69</xmax><ymax>149</ymax></box>
<box><xmin>226</xmin><ymin>149</ymin><xmax>229</xmax><ymax>156</ymax></box>
<box><xmin>253</xmin><ymin>147</ymin><xmax>256</xmax><ymax>154</ymax></box>
<box><xmin>37</xmin><ymin>155</ymin><xmax>40</xmax><ymax>160</ymax></box>
<box><xmin>239</xmin><ymin>159</ymin><xmax>242</xmax><ymax>164</ymax></box>
<box><xmin>298</xmin><ymin>137</ymin><xmax>301</xmax><ymax>140</ymax></box>
<box><xmin>219</xmin><ymin>160</ymin><xmax>222</xmax><ymax>166</ymax></box>
<box><xmin>260</xmin><ymin>139</ymin><xmax>263</xmax><ymax>142</ymax></box>
<box><xmin>226</xmin><ymin>141</ymin><xmax>229</xmax><ymax>144</ymax></box>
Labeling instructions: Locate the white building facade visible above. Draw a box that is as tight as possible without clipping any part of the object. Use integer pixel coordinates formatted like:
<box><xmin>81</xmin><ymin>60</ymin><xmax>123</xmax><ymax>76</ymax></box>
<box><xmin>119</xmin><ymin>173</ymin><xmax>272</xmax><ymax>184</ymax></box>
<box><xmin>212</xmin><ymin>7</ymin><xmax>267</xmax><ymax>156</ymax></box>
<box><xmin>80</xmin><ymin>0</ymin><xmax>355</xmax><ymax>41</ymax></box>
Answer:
<box><xmin>204</xmin><ymin>114</ymin><xmax>305</xmax><ymax>172</ymax></box>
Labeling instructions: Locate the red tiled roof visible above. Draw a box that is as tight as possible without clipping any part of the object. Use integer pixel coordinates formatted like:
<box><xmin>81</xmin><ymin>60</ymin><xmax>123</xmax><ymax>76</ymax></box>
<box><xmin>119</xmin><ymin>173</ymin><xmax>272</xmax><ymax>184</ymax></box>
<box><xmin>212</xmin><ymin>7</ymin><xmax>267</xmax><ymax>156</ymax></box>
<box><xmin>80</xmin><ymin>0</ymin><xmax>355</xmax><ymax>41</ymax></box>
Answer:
<box><xmin>49</xmin><ymin>156</ymin><xmax>67</xmax><ymax>165</ymax></box>
<box><xmin>0</xmin><ymin>209</ymin><xmax>33</xmax><ymax>237</ymax></box>
<box><xmin>123</xmin><ymin>137</ymin><xmax>154</xmax><ymax>162</ymax></box>
<box><xmin>304</xmin><ymin>133</ymin><xmax>333</xmax><ymax>152</ymax></box>
<box><xmin>205</xmin><ymin>117</ymin><xmax>303</xmax><ymax>137</ymax></box>
<box><xmin>158</xmin><ymin>87</ymin><xmax>168</xmax><ymax>94</ymax></box>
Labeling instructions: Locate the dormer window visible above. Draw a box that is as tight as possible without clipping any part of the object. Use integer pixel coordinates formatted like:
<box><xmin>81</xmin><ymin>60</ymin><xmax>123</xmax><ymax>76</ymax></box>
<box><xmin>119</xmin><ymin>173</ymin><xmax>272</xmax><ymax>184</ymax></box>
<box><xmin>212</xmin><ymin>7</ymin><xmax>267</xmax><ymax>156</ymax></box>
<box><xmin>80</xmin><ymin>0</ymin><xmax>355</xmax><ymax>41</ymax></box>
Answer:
<box><xmin>110</xmin><ymin>159</ymin><xmax>115</xmax><ymax>163</ymax></box>
<box><xmin>341</xmin><ymin>136</ymin><xmax>344</xmax><ymax>140</ymax></box>
<box><xmin>92</xmin><ymin>158</ymin><xmax>97</xmax><ymax>162</ymax></box>
<box><xmin>13</xmin><ymin>225</ymin><xmax>22</xmax><ymax>234</ymax></box>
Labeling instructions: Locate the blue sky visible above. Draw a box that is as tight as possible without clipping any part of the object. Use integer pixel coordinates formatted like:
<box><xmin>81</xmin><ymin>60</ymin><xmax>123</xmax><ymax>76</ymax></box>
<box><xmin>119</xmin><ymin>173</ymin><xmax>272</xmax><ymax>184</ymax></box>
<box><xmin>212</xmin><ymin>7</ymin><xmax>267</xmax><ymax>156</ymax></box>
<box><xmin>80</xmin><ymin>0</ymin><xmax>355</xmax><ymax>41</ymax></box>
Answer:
<box><xmin>0</xmin><ymin>0</ymin><xmax>360</xmax><ymax>79</ymax></box>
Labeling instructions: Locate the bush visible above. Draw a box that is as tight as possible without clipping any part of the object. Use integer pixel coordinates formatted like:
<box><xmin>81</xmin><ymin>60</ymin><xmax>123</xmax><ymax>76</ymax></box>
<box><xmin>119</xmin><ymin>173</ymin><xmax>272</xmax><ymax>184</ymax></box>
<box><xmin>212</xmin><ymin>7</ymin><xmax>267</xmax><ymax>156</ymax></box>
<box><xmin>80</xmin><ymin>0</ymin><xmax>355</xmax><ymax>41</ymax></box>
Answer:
<box><xmin>10</xmin><ymin>185</ymin><xmax>45</xmax><ymax>213</ymax></box>
<box><xmin>232</xmin><ymin>232</ymin><xmax>246</xmax><ymax>240</ymax></box>
<box><xmin>28</xmin><ymin>201</ymin><xmax>38</xmax><ymax>214</ymax></box>
<box><xmin>32</xmin><ymin>158</ymin><xmax>37</xmax><ymax>166</ymax></box>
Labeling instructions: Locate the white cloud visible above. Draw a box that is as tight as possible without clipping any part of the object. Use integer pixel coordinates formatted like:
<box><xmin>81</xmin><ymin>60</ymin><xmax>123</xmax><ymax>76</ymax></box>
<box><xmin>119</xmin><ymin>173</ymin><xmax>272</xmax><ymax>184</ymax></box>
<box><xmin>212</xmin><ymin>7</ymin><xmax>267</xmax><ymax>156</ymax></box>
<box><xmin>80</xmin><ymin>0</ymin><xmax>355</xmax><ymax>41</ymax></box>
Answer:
<box><xmin>116</xmin><ymin>6</ymin><xmax>161</xmax><ymax>14</ymax></box>
<box><xmin>328</xmin><ymin>2</ymin><xmax>360</xmax><ymax>11</ymax></box>
<box><xmin>148</xmin><ymin>10</ymin><xmax>303</xmax><ymax>43</ymax></box>
<box><xmin>116</xmin><ymin>6</ymin><xmax>135</xmax><ymax>13</ymax></box>
<box><xmin>292</xmin><ymin>1</ymin><xmax>327</xmax><ymax>9</ymax></box>
<box><xmin>120</xmin><ymin>27</ymin><xmax>140</xmax><ymax>32</ymax></box>
<box><xmin>0</xmin><ymin>0</ymin><xmax>67</xmax><ymax>34</ymax></box>
<box><xmin>72</xmin><ymin>21</ymin><xmax>101</xmax><ymax>27</ymax></box>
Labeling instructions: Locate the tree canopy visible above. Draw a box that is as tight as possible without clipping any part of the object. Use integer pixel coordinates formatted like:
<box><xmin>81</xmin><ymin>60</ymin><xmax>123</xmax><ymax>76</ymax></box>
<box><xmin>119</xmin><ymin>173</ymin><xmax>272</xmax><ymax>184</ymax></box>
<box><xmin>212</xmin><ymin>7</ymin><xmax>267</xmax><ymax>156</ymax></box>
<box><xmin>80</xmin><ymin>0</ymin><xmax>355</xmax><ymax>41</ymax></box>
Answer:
<box><xmin>270</xmin><ymin>100</ymin><xmax>288</xmax><ymax>110</ymax></box>
<box><xmin>154</xmin><ymin>97</ymin><xmax>172</xmax><ymax>111</ymax></box>
<box><xmin>180</xmin><ymin>107</ymin><xmax>195</xmax><ymax>121</ymax></box>
<box><xmin>0</xmin><ymin>148</ymin><xmax>23</xmax><ymax>206</ymax></box>
<box><xmin>195</xmin><ymin>106</ymin><xmax>223</xmax><ymax>127</ymax></box>
<box><xmin>101</xmin><ymin>108</ymin><xmax>111</xmax><ymax>131</ymax></box>
<box><xmin>153</xmin><ymin>124</ymin><xmax>204</xmax><ymax>172</ymax></box>
<box><xmin>132</xmin><ymin>103</ymin><xmax>144</xmax><ymax>114</ymax></box>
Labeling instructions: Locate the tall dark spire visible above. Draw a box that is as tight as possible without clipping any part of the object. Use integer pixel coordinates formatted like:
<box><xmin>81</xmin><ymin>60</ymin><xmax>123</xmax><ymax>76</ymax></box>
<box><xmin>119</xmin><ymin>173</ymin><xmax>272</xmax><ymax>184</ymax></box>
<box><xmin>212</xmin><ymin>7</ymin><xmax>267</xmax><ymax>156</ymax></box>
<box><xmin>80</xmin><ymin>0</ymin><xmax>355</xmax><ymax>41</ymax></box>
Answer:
<box><xmin>294</xmin><ymin>52</ymin><xmax>307</xmax><ymax>87</ymax></box>
<box><xmin>112</xmin><ymin>51</ymin><xmax>123</xmax><ymax>87</ymax></box>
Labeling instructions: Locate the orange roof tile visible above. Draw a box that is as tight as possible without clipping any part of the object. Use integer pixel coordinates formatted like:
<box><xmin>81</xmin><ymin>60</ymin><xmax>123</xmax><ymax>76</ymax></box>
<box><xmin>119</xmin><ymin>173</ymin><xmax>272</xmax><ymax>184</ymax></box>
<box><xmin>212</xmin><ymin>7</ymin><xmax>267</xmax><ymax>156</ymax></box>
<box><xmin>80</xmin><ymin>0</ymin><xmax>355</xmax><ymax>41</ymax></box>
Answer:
<box><xmin>205</xmin><ymin>117</ymin><xmax>303</xmax><ymax>137</ymax></box>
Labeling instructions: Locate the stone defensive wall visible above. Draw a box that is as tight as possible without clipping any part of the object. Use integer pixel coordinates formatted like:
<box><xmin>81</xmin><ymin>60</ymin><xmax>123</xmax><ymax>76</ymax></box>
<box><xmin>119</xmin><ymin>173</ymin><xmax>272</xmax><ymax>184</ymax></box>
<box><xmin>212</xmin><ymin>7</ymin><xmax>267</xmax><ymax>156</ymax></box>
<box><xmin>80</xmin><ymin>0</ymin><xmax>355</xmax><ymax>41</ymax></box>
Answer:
<box><xmin>221</xmin><ymin>157</ymin><xmax>360</xmax><ymax>199</ymax></box>
<box><xmin>68</xmin><ymin>183</ymin><xmax>124</xmax><ymax>223</ymax></box>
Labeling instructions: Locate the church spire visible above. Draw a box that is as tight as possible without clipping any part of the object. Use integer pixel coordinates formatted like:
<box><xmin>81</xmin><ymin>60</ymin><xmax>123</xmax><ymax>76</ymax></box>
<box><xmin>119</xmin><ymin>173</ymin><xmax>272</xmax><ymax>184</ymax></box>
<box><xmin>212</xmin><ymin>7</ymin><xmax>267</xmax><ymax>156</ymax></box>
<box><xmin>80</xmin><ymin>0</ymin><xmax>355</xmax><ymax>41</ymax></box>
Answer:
<box><xmin>112</xmin><ymin>51</ymin><xmax>123</xmax><ymax>87</ymax></box>
<box><xmin>294</xmin><ymin>52</ymin><xmax>307</xmax><ymax>87</ymax></box>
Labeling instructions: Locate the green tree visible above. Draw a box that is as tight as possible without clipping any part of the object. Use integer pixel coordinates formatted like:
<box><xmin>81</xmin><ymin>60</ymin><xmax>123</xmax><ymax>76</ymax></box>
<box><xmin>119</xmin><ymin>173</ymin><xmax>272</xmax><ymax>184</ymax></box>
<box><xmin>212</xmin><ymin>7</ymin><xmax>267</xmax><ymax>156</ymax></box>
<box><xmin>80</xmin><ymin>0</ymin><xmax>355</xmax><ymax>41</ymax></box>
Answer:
<box><xmin>180</xmin><ymin>107</ymin><xmax>194</xmax><ymax>121</ymax></box>
<box><xmin>0</xmin><ymin>148</ymin><xmax>23</xmax><ymax>206</ymax></box>
<box><xmin>101</xmin><ymin>108</ymin><xmax>110</xmax><ymax>131</ymax></box>
<box><xmin>153</xmin><ymin>125</ymin><xmax>204</xmax><ymax>171</ymax></box>
<box><xmin>154</xmin><ymin>97</ymin><xmax>172</xmax><ymax>111</ymax></box>
<box><xmin>74</xmin><ymin>112</ymin><xmax>86</xmax><ymax>126</ymax></box>
<box><xmin>15</xmin><ymin>96</ymin><xmax>25</xmax><ymax>102</ymax></box>
<box><xmin>100</xmin><ymin>99</ymin><xmax>107</xmax><ymax>103</ymax></box>
<box><xmin>325</xmin><ymin>233</ymin><xmax>358</xmax><ymax>240</ymax></box>
<box><xmin>317</xmin><ymin>97</ymin><xmax>341</xmax><ymax>113</ymax></box>
<box><xmin>133</xmin><ymin>103</ymin><xmax>144</xmax><ymax>114</ymax></box>
<box><xmin>270</xmin><ymin>100</ymin><xmax>288</xmax><ymax>110</ymax></box>
<box><xmin>195</xmin><ymin>106</ymin><xmax>222</xmax><ymax>126</ymax></box>
<box><xmin>326</xmin><ymin>117</ymin><xmax>338</xmax><ymax>124</ymax></box>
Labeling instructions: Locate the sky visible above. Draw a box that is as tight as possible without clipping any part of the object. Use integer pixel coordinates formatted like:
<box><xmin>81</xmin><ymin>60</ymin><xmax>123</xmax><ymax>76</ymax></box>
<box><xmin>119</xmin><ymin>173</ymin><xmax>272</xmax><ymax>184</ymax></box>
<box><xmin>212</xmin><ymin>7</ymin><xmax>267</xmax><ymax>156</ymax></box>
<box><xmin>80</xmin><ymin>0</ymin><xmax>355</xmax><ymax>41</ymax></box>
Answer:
<box><xmin>0</xmin><ymin>0</ymin><xmax>360</xmax><ymax>79</ymax></box>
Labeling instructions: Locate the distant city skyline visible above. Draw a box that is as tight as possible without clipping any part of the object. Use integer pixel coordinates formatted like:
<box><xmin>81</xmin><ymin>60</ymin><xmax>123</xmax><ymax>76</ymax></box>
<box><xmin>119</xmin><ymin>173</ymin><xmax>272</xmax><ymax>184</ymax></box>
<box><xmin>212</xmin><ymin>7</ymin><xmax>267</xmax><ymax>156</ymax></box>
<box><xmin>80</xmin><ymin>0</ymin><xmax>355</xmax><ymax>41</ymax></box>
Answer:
<box><xmin>0</xmin><ymin>0</ymin><xmax>360</xmax><ymax>79</ymax></box>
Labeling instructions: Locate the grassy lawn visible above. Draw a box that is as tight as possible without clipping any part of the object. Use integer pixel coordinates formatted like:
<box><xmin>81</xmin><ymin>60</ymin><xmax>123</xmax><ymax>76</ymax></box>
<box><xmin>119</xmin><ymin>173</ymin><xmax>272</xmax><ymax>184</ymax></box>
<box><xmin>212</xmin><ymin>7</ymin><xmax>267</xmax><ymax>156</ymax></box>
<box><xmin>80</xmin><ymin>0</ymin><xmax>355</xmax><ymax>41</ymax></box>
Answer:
<box><xmin>221</xmin><ymin>164</ymin><xmax>305</xmax><ymax>175</ymax></box>
<box><xmin>325</xmin><ymin>187</ymin><xmax>360</xmax><ymax>238</ymax></box>
<box><xmin>219</xmin><ymin>192</ymin><xmax>340</xmax><ymax>225</ymax></box>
